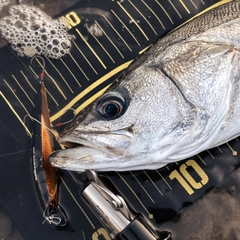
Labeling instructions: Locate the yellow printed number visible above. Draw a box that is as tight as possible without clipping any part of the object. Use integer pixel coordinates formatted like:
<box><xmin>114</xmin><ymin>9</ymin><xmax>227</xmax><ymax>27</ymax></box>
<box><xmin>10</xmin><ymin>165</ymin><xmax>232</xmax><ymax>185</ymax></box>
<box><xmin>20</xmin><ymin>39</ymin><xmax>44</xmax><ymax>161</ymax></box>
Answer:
<box><xmin>169</xmin><ymin>160</ymin><xmax>209</xmax><ymax>195</ymax></box>
<box><xmin>59</xmin><ymin>11</ymin><xmax>81</xmax><ymax>29</ymax></box>
<box><xmin>92</xmin><ymin>228</ymin><xmax>111</xmax><ymax>240</ymax></box>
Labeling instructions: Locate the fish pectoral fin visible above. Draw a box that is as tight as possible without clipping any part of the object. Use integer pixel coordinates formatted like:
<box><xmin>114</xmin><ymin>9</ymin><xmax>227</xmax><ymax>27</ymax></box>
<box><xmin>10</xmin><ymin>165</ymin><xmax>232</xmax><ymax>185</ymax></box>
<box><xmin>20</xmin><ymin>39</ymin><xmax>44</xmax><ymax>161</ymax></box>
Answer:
<box><xmin>201</xmin><ymin>44</ymin><xmax>234</xmax><ymax>58</ymax></box>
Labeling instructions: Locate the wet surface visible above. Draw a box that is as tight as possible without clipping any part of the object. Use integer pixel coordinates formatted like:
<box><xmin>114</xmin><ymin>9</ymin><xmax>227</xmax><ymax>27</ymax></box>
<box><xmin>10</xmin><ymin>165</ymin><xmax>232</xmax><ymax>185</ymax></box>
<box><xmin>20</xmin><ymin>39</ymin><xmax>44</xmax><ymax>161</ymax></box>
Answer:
<box><xmin>159</xmin><ymin>167</ymin><xmax>240</xmax><ymax>240</ymax></box>
<box><xmin>0</xmin><ymin>0</ymin><xmax>239</xmax><ymax>239</ymax></box>
<box><xmin>0</xmin><ymin>211</ymin><xmax>24</xmax><ymax>240</ymax></box>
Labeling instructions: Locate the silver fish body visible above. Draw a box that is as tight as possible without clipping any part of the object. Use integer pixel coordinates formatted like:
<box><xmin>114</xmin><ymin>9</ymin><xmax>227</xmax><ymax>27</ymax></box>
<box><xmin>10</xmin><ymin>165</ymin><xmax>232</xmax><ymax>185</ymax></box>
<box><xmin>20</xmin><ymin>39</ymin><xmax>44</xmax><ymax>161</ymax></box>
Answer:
<box><xmin>50</xmin><ymin>0</ymin><xmax>240</xmax><ymax>171</ymax></box>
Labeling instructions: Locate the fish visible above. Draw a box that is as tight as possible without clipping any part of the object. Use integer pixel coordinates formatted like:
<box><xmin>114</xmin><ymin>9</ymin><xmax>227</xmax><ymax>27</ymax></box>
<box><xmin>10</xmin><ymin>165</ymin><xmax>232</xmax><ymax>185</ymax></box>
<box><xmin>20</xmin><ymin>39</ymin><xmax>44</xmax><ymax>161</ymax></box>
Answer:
<box><xmin>49</xmin><ymin>0</ymin><xmax>240</xmax><ymax>171</ymax></box>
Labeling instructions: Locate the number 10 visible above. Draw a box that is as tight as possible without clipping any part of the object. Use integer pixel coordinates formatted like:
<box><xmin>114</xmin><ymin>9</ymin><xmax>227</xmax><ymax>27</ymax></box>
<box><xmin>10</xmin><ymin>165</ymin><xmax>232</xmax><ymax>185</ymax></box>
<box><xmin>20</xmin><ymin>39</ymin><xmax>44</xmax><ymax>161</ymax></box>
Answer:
<box><xmin>169</xmin><ymin>160</ymin><xmax>209</xmax><ymax>195</ymax></box>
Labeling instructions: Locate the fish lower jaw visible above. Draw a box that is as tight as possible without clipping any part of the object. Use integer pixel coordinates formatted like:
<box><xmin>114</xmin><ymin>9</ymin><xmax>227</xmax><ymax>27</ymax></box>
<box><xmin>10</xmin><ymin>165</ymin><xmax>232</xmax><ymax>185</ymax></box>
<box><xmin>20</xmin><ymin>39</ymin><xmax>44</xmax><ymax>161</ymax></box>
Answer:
<box><xmin>57</xmin><ymin>136</ymin><xmax>121</xmax><ymax>159</ymax></box>
<box><xmin>57</xmin><ymin>132</ymin><xmax>132</xmax><ymax>156</ymax></box>
<box><xmin>49</xmin><ymin>146</ymin><xmax>119</xmax><ymax>171</ymax></box>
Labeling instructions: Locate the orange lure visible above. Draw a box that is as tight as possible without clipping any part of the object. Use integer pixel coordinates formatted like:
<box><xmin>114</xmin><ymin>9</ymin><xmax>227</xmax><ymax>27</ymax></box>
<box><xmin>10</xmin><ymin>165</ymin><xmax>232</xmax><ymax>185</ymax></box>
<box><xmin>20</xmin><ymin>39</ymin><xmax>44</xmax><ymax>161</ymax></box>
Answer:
<box><xmin>31</xmin><ymin>55</ymin><xmax>67</xmax><ymax>227</ymax></box>
<box><xmin>41</xmin><ymin>82</ymin><xmax>58</xmax><ymax>205</ymax></box>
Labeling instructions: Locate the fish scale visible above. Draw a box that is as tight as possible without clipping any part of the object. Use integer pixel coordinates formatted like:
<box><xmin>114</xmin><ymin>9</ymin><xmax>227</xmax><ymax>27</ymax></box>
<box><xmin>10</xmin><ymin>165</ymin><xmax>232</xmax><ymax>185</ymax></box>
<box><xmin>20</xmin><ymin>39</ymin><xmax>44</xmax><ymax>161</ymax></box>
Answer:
<box><xmin>50</xmin><ymin>0</ymin><xmax>240</xmax><ymax>171</ymax></box>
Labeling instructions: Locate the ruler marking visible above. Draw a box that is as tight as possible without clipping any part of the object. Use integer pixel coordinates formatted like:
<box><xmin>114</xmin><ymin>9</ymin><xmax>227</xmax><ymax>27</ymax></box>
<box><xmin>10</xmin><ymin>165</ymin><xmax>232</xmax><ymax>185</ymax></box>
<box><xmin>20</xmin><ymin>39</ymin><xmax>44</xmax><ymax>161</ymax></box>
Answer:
<box><xmin>165</xmin><ymin>165</ymin><xmax>170</xmax><ymax>171</ymax></box>
<box><xmin>117</xmin><ymin>1</ymin><xmax>149</xmax><ymax>41</ymax></box>
<box><xmin>169</xmin><ymin>1</ymin><xmax>232</xmax><ymax>33</ymax></box>
<box><xmin>190</xmin><ymin>0</ymin><xmax>198</xmax><ymax>9</ymax></box>
<box><xmin>130</xmin><ymin>172</ymin><xmax>155</xmax><ymax>203</ymax></box>
<box><xmin>168</xmin><ymin>0</ymin><xmax>182</xmax><ymax>18</ymax></box>
<box><xmin>143</xmin><ymin>171</ymin><xmax>163</xmax><ymax>196</ymax></box>
<box><xmin>217</xmin><ymin>146</ymin><xmax>223</xmax><ymax>153</ymax></box>
<box><xmin>45</xmin><ymin>88</ymin><xmax>59</xmax><ymax>107</ymax></box>
<box><xmin>116</xmin><ymin>172</ymin><xmax>152</xmax><ymax>216</ymax></box>
<box><xmin>20</xmin><ymin>70</ymin><xmax>37</xmax><ymax>94</ymax></box>
<box><xmin>69</xmin><ymin>52</ymin><xmax>89</xmax><ymax>81</ymax></box>
<box><xmin>154</xmin><ymin>0</ymin><xmax>174</xmax><ymax>24</ymax></box>
<box><xmin>103</xmin><ymin>14</ymin><xmax>132</xmax><ymax>51</ymax></box>
<box><xmin>59</xmin><ymin>58</ymin><xmax>81</xmax><ymax>87</ymax></box>
<box><xmin>179</xmin><ymin>0</ymin><xmax>191</xmax><ymax>14</ymax></box>
<box><xmin>72</xmin><ymin>40</ymin><xmax>98</xmax><ymax>74</ymax></box>
<box><xmin>44</xmin><ymin>70</ymin><xmax>67</xmax><ymax>100</ymax></box>
<box><xmin>142</xmin><ymin>0</ymin><xmax>170</xmax><ymax>28</ymax></box>
<box><xmin>4</xmin><ymin>79</ymin><xmax>31</xmax><ymax>115</ymax></box>
<box><xmin>207</xmin><ymin>150</ymin><xmax>215</xmax><ymax>159</ymax></box>
<box><xmin>28</xmin><ymin>65</ymin><xmax>39</xmax><ymax>78</ymax></box>
<box><xmin>226</xmin><ymin>142</ymin><xmax>238</xmax><ymax>156</ymax></box>
<box><xmin>12</xmin><ymin>74</ymin><xmax>35</xmax><ymax>107</ymax></box>
<box><xmin>111</xmin><ymin>9</ymin><xmax>140</xmax><ymax>46</ymax></box>
<box><xmin>128</xmin><ymin>0</ymin><xmax>158</xmax><ymax>33</ymax></box>
<box><xmin>156</xmin><ymin>170</ymin><xmax>172</xmax><ymax>190</ymax></box>
<box><xmin>94</xmin><ymin>21</ymin><xmax>124</xmax><ymax>59</ymax></box>
<box><xmin>197</xmin><ymin>155</ymin><xmax>207</xmax><ymax>165</ymax></box>
<box><xmin>0</xmin><ymin>91</ymin><xmax>31</xmax><ymax>136</ymax></box>
<box><xmin>75</xmin><ymin>28</ymin><xmax>107</xmax><ymax>69</ymax></box>
<box><xmin>87</xmin><ymin>27</ymin><xmax>115</xmax><ymax>63</ymax></box>
<box><xmin>46</xmin><ymin>57</ymin><xmax>74</xmax><ymax>93</ymax></box>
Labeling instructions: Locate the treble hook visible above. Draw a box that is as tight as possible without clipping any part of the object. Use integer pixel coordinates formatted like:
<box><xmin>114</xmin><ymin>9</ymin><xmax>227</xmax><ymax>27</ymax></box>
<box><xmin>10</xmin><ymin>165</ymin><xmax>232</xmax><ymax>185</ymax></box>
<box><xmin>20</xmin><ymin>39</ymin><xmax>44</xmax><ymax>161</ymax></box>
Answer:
<box><xmin>54</xmin><ymin>108</ymin><xmax>76</xmax><ymax>127</ymax></box>
<box><xmin>30</xmin><ymin>55</ymin><xmax>46</xmax><ymax>83</ymax></box>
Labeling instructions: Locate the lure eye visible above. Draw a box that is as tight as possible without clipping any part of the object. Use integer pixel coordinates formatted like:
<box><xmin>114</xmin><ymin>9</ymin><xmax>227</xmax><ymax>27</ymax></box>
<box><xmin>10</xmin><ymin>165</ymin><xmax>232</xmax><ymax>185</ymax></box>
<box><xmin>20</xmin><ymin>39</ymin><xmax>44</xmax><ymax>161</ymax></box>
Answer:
<box><xmin>97</xmin><ymin>96</ymin><xmax>125</xmax><ymax>119</ymax></box>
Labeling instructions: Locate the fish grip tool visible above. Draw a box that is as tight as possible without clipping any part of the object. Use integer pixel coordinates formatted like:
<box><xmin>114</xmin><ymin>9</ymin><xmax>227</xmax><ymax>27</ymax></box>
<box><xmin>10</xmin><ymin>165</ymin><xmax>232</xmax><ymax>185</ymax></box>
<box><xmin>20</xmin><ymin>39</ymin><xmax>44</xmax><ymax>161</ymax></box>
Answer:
<box><xmin>81</xmin><ymin>170</ymin><xmax>171</xmax><ymax>240</ymax></box>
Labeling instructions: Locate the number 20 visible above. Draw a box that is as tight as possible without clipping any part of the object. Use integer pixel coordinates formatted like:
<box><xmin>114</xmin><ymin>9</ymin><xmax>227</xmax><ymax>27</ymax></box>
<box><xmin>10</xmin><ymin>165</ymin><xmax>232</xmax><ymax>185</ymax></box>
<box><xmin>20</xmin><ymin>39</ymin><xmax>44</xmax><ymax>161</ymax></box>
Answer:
<box><xmin>169</xmin><ymin>160</ymin><xmax>209</xmax><ymax>195</ymax></box>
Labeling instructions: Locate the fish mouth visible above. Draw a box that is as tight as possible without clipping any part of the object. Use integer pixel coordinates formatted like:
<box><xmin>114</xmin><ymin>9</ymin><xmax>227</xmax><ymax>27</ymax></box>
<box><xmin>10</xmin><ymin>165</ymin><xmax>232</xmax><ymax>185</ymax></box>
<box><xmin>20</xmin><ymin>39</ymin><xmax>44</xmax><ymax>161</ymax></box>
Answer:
<box><xmin>49</xmin><ymin>129</ymin><xmax>134</xmax><ymax>171</ymax></box>
<box><xmin>57</xmin><ymin>135</ymin><xmax>98</xmax><ymax>151</ymax></box>
<box><xmin>57</xmin><ymin>128</ymin><xmax>133</xmax><ymax>155</ymax></box>
<box><xmin>56</xmin><ymin>136</ymin><xmax>114</xmax><ymax>159</ymax></box>
<box><xmin>49</xmin><ymin>136</ymin><xmax>115</xmax><ymax>171</ymax></box>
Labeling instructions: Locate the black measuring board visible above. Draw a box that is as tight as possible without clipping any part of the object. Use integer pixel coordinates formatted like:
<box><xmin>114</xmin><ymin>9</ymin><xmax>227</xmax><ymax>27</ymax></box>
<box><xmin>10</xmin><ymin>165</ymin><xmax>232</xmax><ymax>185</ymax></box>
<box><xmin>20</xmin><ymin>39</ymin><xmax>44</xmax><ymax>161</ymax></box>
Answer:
<box><xmin>0</xmin><ymin>0</ymin><xmax>238</xmax><ymax>240</ymax></box>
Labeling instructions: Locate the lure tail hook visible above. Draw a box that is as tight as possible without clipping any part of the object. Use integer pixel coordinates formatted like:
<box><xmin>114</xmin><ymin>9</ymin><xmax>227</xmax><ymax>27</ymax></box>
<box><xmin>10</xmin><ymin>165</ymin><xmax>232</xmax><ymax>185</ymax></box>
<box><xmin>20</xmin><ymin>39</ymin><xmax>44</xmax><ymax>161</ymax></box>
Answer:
<box><xmin>42</xmin><ymin>201</ymin><xmax>68</xmax><ymax>227</ymax></box>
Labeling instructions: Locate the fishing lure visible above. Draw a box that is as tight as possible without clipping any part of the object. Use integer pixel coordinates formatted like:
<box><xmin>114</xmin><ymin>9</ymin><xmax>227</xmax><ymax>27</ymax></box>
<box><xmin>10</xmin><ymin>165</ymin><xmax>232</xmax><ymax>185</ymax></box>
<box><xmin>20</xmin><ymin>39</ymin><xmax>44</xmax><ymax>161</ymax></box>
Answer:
<box><xmin>31</xmin><ymin>56</ymin><xmax>67</xmax><ymax>227</ymax></box>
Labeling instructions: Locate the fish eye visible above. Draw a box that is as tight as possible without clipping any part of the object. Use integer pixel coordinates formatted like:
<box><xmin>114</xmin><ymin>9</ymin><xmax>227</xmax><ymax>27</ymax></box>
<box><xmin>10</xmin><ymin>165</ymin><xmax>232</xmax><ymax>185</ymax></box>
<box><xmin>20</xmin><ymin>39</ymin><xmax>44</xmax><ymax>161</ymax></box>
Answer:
<box><xmin>97</xmin><ymin>96</ymin><xmax>125</xmax><ymax>119</ymax></box>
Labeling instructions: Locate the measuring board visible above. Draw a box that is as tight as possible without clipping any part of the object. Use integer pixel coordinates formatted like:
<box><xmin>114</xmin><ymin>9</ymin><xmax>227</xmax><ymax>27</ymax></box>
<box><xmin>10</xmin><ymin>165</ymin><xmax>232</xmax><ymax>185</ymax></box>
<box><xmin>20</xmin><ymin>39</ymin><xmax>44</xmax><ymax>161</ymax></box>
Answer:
<box><xmin>0</xmin><ymin>0</ymin><xmax>239</xmax><ymax>239</ymax></box>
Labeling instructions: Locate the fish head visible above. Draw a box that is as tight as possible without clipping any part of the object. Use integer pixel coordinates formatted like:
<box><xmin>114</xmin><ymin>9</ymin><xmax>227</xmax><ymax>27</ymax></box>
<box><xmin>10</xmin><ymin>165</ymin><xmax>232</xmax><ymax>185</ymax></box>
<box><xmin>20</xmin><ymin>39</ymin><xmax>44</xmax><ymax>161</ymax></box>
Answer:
<box><xmin>50</xmin><ymin>62</ymin><xmax>194</xmax><ymax>171</ymax></box>
<box><xmin>58</xmin><ymin>85</ymin><xmax>133</xmax><ymax>155</ymax></box>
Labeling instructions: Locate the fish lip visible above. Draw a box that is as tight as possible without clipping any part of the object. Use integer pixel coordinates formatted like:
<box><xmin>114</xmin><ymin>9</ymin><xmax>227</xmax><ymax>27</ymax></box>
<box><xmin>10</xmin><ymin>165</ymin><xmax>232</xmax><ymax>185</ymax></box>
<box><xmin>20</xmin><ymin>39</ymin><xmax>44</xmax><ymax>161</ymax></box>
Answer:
<box><xmin>57</xmin><ymin>135</ymin><xmax>96</xmax><ymax>150</ymax></box>
<box><xmin>58</xmin><ymin>136</ymin><xmax>120</xmax><ymax>158</ymax></box>
<box><xmin>57</xmin><ymin>128</ymin><xmax>134</xmax><ymax>156</ymax></box>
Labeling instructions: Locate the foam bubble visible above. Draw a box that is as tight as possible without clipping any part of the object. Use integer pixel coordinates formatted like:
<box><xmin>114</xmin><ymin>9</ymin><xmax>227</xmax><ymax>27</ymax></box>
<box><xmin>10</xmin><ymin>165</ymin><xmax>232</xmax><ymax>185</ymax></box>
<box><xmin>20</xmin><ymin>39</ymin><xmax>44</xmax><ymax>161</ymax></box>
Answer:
<box><xmin>0</xmin><ymin>5</ymin><xmax>73</xmax><ymax>58</ymax></box>
<box><xmin>0</xmin><ymin>0</ymin><xmax>10</xmax><ymax>12</ymax></box>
